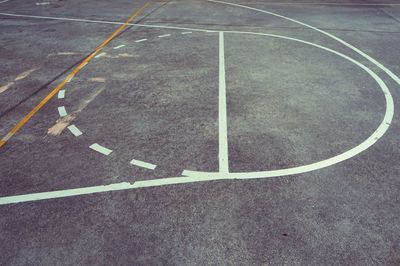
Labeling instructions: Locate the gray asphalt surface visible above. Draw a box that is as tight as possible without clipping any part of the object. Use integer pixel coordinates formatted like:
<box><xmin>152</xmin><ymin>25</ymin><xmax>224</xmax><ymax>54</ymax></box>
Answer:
<box><xmin>0</xmin><ymin>0</ymin><xmax>400</xmax><ymax>265</ymax></box>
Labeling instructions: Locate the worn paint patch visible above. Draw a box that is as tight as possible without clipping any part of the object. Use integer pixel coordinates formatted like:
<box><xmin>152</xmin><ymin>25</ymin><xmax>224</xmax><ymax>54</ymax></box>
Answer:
<box><xmin>89</xmin><ymin>77</ymin><xmax>106</xmax><ymax>83</ymax></box>
<box><xmin>48</xmin><ymin>52</ymin><xmax>78</xmax><ymax>57</ymax></box>
<box><xmin>118</xmin><ymin>53</ymin><xmax>136</xmax><ymax>58</ymax></box>
<box><xmin>47</xmin><ymin>113</ymin><xmax>77</xmax><ymax>136</ymax></box>
<box><xmin>0</xmin><ymin>82</ymin><xmax>14</xmax><ymax>94</ymax></box>
<box><xmin>15</xmin><ymin>68</ymin><xmax>39</xmax><ymax>81</ymax></box>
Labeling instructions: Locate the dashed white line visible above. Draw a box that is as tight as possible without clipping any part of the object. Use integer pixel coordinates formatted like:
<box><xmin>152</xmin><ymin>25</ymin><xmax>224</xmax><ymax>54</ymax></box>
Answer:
<box><xmin>158</xmin><ymin>34</ymin><xmax>171</xmax><ymax>38</ymax></box>
<box><xmin>113</xmin><ymin>44</ymin><xmax>125</xmax><ymax>49</ymax></box>
<box><xmin>57</xmin><ymin>106</ymin><xmax>67</xmax><ymax>117</ymax></box>
<box><xmin>89</xmin><ymin>143</ymin><xmax>112</xmax><ymax>155</ymax></box>
<box><xmin>135</xmin><ymin>38</ymin><xmax>147</xmax><ymax>43</ymax></box>
<box><xmin>57</xmin><ymin>90</ymin><xmax>65</xmax><ymax>99</ymax></box>
<box><xmin>67</xmin><ymin>125</ymin><xmax>82</xmax><ymax>137</ymax></box>
<box><xmin>130</xmin><ymin>159</ymin><xmax>157</xmax><ymax>170</ymax></box>
<box><xmin>94</xmin><ymin>52</ymin><xmax>106</xmax><ymax>58</ymax></box>
<box><xmin>181</xmin><ymin>31</ymin><xmax>192</xmax><ymax>34</ymax></box>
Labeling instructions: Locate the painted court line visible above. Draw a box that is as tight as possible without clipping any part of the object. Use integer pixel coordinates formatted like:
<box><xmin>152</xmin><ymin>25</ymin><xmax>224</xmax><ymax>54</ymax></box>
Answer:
<box><xmin>208</xmin><ymin>0</ymin><xmax>400</xmax><ymax>87</ymax></box>
<box><xmin>218</xmin><ymin>32</ymin><xmax>229</xmax><ymax>173</ymax></box>
<box><xmin>57</xmin><ymin>106</ymin><xmax>67</xmax><ymax>117</ymax></box>
<box><xmin>0</xmin><ymin>3</ymin><xmax>150</xmax><ymax>148</ymax></box>
<box><xmin>0</xmin><ymin>13</ymin><xmax>210</xmax><ymax>33</ymax></box>
<box><xmin>94</xmin><ymin>52</ymin><xmax>106</xmax><ymax>58</ymax></box>
<box><xmin>130</xmin><ymin>159</ymin><xmax>157</xmax><ymax>170</ymax></box>
<box><xmin>113</xmin><ymin>44</ymin><xmax>125</xmax><ymax>49</ymax></box>
<box><xmin>67</xmin><ymin>125</ymin><xmax>82</xmax><ymax>137</ymax></box>
<box><xmin>181</xmin><ymin>31</ymin><xmax>192</xmax><ymax>34</ymax></box>
<box><xmin>158</xmin><ymin>34</ymin><xmax>171</xmax><ymax>38</ymax></box>
<box><xmin>89</xmin><ymin>143</ymin><xmax>112</xmax><ymax>155</ymax></box>
<box><xmin>135</xmin><ymin>38</ymin><xmax>147</xmax><ymax>43</ymax></box>
<box><xmin>57</xmin><ymin>90</ymin><xmax>65</xmax><ymax>99</ymax></box>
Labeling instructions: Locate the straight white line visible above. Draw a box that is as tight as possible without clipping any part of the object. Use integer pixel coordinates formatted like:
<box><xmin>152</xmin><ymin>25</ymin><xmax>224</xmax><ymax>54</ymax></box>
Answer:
<box><xmin>113</xmin><ymin>44</ymin><xmax>125</xmax><ymax>49</ymax></box>
<box><xmin>218</xmin><ymin>32</ymin><xmax>229</xmax><ymax>174</ymax></box>
<box><xmin>67</xmin><ymin>125</ymin><xmax>82</xmax><ymax>137</ymax></box>
<box><xmin>89</xmin><ymin>143</ymin><xmax>112</xmax><ymax>155</ymax></box>
<box><xmin>57</xmin><ymin>90</ymin><xmax>65</xmax><ymax>99</ymax></box>
<box><xmin>158</xmin><ymin>34</ymin><xmax>170</xmax><ymax>38</ymax></box>
<box><xmin>130</xmin><ymin>159</ymin><xmax>157</xmax><ymax>170</ymax></box>
<box><xmin>57</xmin><ymin>106</ymin><xmax>67</xmax><ymax>117</ymax></box>
<box><xmin>135</xmin><ymin>38</ymin><xmax>147</xmax><ymax>43</ymax></box>
<box><xmin>0</xmin><ymin>175</ymin><xmax>229</xmax><ymax>205</ymax></box>
<box><xmin>0</xmin><ymin>13</ymin><xmax>211</xmax><ymax>32</ymax></box>
<box><xmin>181</xmin><ymin>31</ymin><xmax>192</xmax><ymax>34</ymax></box>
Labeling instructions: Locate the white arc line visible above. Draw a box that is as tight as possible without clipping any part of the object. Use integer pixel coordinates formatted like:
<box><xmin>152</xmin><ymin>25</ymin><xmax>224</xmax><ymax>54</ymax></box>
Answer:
<box><xmin>57</xmin><ymin>106</ymin><xmax>67</xmax><ymax>117</ymax></box>
<box><xmin>67</xmin><ymin>125</ymin><xmax>82</xmax><ymax>137</ymax></box>
<box><xmin>130</xmin><ymin>159</ymin><xmax>157</xmax><ymax>170</ymax></box>
<box><xmin>57</xmin><ymin>90</ymin><xmax>65</xmax><ymax>99</ymax></box>
<box><xmin>218</xmin><ymin>32</ymin><xmax>229</xmax><ymax>173</ymax></box>
<box><xmin>207</xmin><ymin>0</ymin><xmax>400</xmax><ymax>87</ymax></box>
<box><xmin>89</xmin><ymin>143</ymin><xmax>112</xmax><ymax>155</ymax></box>
<box><xmin>135</xmin><ymin>38</ymin><xmax>147</xmax><ymax>43</ymax></box>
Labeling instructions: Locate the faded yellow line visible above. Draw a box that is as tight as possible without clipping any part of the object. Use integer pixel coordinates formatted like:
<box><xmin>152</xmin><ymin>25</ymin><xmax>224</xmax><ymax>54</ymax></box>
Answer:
<box><xmin>0</xmin><ymin>2</ymin><xmax>150</xmax><ymax>148</ymax></box>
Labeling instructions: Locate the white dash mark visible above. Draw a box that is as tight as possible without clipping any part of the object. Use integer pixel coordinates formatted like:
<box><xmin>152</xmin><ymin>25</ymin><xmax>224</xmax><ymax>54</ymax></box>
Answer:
<box><xmin>57</xmin><ymin>90</ymin><xmax>65</xmax><ymax>99</ymax></box>
<box><xmin>113</xmin><ymin>44</ymin><xmax>125</xmax><ymax>50</ymax></box>
<box><xmin>130</xmin><ymin>159</ymin><xmax>156</xmax><ymax>170</ymax></box>
<box><xmin>94</xmin><ymin>52</ymin><xmax>106</xmax><ymax>58</ymax></box>
<box><xmin>89</xmin><ymin>143</ymin><xmax>112</xmax><ymax>155</ymax></box>
<box><xmin>158</xmin><ymin>34</ymin><xmax>170</xmax><ymax>38</ymax></box>
<box><xmin>57</xmin><ymin>106</ymin><xmax>67</xmax><ymax>117</ymax></box>
<box><xmin>135</xmin><ymin>38</ymin><xmax>147</xmax><ymax>43</ymax></box>
<box><xmin>181</xmin><ymin>31</ymin><xmax>192</xmax><ymax>34</ymax></box>
<box><xmin>36</xmin><ymin>2</ymin><xmax>50</xmax><ymax>5</ymax></box>
<box><xmin>67</xmin><ymin>125</ymin><xmax>82</xmax><ymax>137</ymax></box>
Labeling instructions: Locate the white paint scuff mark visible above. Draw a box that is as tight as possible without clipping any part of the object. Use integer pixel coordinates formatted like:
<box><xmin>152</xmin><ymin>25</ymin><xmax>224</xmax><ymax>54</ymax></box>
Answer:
<box><xmin>14</xmin><ymin>68</ymin><xmax>39</xmax><ymax>81</ymax></box>
<box><xmin>0</xmin><ymin>82</ymin><xmax>14</xmax><ymax>94</ymax></box>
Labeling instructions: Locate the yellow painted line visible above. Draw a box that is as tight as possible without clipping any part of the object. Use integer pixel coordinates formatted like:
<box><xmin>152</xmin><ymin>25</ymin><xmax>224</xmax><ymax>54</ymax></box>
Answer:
<box><xmin>0</xmin><ymin>2</ymin><xmax>150</xmax><ymax>148</ymax></box>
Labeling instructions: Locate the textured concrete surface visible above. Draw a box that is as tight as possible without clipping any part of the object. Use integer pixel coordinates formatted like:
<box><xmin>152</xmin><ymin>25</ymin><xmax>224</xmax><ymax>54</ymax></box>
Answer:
<box><xmin>0</xmin><ymin>0</ymin><xmax>400</xmax><ymax>265</ymax></box>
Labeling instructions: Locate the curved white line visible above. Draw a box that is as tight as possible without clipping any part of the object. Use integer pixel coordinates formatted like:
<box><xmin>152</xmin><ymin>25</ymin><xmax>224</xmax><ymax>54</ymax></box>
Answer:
<box><xmin>207</xmin><ymin>0</ymin><xmax>400</xmax><ymax>87</ymax></box>
<box><xmin>183</xmin><ymin>31</ymin><xmax>394</xmax><ymax>179</ymax></box>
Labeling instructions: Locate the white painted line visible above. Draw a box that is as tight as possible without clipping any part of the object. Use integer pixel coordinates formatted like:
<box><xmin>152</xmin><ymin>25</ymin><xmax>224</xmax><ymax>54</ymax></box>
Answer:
<box><xmin>94</xmin><ymin>52</ymin><xmax>106</xmax><ymax>58</ymax></box>
<box><xmin>135</xmin><ymin>38</ymin><xmax>147</xmax><ymax>43</ymax></box>
<box><xmin>181</xmin><ymin>31</ymin><xmax>192</xmax><ymax>34</ymax></box>
<box><xmin>57</xmin><ymin>106</ymin><xmax>67</xmax><ymax>117</ymax></box>
<box><xmin>130</xmin><ymin>159</ymin><xmax>156</xmax><ymax>170</ymax></box>
<box><xmin>89</xmin><ymin>143</ymin><xmax>112</xmax><ymax>155</ymax></box>
<box><xmin>0</xmin><ymin>13</ymin><xmax>211</xmax><ymax>33</ymax></box>
<box><xmin>182</xmin><ymin>30</ymin><xmax>394</xmax><ymax>180</ymax></box>
<box><xmin>158</xmin><ymin>34</ymin><xmax>171</xmax><ymax>38</ymax></box>
<box><xmin>207</xmin><ymin>0</ymin><xmax>400</xmax><ymax>87</ymax></box>
<box><xmin>218</xmin><ymin>32</ymin><xmax>229</xmax><ymax>174</ymax></box>
<box><xmin>67</xmin><ymin>125</ymin><xmax>82</xmax><ymax>137</ymax></box>
<box><xmin>36</xmin><ymin>2</ymin><xmax>50</xmax><ymax>5</ymax></box>
<box><xmin>57</xmin><ymin>90</ymin><xmax>65</xmax><ymax>99</ymax></box>
<box><xmin>113</xmin><ymin>44</ymin><xmax>125</xmax><ymax>50</ymax></box>
<box><xmin>0</xmin><ymin>0</ymin><xmax>10</xmax><ymax>3</ymax></box>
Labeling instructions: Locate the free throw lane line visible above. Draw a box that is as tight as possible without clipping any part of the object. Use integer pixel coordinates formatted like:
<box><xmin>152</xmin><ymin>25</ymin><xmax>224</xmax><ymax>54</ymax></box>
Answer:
<box><xmin>0</xmin><ymin>2</ymin><xmax>150</xmax><ymax>148</ymax></box>
<box><xmin>218</xmin><ymin>32</ymin><xmax>229</xmax><ymax>173</ymax></box>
